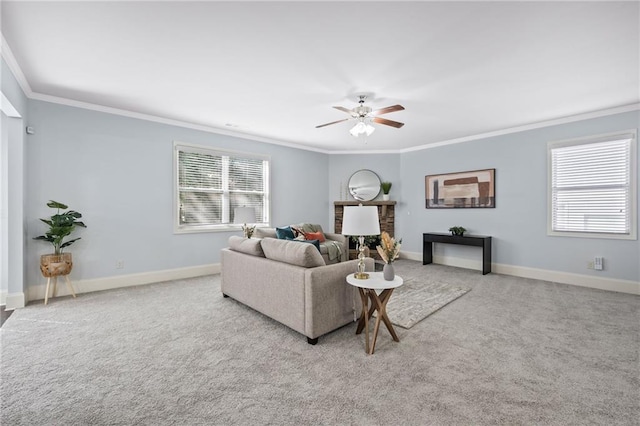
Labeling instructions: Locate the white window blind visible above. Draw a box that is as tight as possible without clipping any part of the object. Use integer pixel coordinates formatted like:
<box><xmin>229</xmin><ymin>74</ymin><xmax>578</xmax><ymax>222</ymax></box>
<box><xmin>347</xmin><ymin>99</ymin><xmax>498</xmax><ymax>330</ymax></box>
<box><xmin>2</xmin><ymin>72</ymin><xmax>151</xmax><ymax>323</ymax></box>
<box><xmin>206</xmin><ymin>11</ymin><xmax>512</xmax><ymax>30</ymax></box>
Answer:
<box><xmin>175</xmin><ymin>143</ymin><xmax>269</xmax><ymax>232</ymax></box>
<box><xmin>549</xmin><ymin>132</ymin><xmax>636</xmax><ymax>238</ymax></box>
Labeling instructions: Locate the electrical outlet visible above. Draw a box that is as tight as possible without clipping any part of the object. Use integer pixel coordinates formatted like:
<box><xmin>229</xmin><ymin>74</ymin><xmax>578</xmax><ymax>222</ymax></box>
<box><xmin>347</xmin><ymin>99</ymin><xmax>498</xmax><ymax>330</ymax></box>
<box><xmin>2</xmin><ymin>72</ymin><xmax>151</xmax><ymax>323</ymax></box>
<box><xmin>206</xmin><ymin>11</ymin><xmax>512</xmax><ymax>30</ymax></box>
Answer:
<box><xmin>594</xmin><ymin>256</ymin><xmax>603</xmax><ymax>271</ymax></box>
<box><xmin>116</xmin><ymin>260</ymin><xmax>124</xmax><ymax>269</ymax></box>
<box><xmin>587</xmin><ymin>261</ymin><xmax>594</xmax><ymax>269</ymax></box>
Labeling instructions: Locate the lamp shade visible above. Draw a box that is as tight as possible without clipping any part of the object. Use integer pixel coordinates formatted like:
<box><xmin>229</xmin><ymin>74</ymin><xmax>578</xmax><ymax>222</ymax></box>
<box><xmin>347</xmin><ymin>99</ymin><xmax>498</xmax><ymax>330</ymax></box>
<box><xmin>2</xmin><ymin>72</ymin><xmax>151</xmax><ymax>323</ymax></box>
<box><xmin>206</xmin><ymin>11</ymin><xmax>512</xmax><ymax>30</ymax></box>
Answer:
<box><xmin>234</xmin><ymin>207</ymin><xmax>256</xmax><ymax>224</ymax></box>
<box><xmin>341</xmin><ymin>205</ymin><xmax>380</xmax><ymax>236</ymax></box>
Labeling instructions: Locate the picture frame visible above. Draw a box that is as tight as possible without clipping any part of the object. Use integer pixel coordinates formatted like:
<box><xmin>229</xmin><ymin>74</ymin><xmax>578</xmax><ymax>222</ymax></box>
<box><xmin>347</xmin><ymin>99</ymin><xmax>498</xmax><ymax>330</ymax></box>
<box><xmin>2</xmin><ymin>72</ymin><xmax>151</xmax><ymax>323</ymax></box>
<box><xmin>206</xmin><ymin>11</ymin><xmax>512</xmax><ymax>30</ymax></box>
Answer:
<box><xmin>425</xmin><ymin>168</ymin><xmax>495</xmax><ymax>208</ymax></box>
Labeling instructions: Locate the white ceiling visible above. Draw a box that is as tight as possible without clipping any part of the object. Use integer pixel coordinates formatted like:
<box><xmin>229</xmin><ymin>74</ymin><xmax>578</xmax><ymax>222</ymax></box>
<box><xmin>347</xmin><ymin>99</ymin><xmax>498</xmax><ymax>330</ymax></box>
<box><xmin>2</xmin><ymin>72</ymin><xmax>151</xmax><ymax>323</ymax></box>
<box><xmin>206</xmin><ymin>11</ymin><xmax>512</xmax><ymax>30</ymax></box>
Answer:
<box><xmin>2</xmin><ymin>1</ymin><xmax>639</xmax><ymax>153</ymax></box>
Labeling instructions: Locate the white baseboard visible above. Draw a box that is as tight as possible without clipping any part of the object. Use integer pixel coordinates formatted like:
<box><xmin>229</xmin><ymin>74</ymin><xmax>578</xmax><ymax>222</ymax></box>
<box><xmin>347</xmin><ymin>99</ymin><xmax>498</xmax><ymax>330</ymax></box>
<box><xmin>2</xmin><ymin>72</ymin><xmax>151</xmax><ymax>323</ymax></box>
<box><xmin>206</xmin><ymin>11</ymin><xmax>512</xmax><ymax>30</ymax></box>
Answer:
<box><xmin>4</xmin><ymin>292</ymin><xmax>26</xmax><ymax>310</ymax></box>
<box><xmin>400</xmin><ymin>251</ymin><xmax>639</xmax><ymax>295</ymax></box>
<box><xmin>27</xmin><ymin>263</ymin><xmax>221</xmax><ymax>303</ymax></box>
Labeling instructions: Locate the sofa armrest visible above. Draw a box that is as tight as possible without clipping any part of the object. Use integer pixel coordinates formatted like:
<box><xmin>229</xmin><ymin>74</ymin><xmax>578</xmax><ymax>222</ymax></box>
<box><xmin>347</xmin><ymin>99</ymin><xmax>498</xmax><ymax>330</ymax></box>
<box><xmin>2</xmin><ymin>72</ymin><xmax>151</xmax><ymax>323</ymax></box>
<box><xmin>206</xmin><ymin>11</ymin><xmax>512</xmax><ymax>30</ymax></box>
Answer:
<box><xmin>303</xmin><ymin>257</ymin><xmax>374</xmax><ymax>338</ymax></box>
<box><xmin>324</xmin><ymin>232</ymin><xmax>349</xmax><ymax>262</ymax></box>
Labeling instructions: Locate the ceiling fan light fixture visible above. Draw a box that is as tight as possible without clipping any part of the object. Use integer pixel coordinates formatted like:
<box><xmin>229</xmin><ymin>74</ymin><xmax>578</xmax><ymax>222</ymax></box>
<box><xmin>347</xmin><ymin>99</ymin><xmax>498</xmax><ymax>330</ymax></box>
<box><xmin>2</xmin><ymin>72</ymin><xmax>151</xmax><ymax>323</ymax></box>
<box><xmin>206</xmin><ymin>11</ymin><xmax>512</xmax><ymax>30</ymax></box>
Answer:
<box><xmin>350</xmin><ymin>121</ymin><xmax>375</xmax><ymax>137</ymax></box>
<box><xmin>317</xmin><ymin>95</ymin><xmax>403</xmax><ymax>136</ymax></box>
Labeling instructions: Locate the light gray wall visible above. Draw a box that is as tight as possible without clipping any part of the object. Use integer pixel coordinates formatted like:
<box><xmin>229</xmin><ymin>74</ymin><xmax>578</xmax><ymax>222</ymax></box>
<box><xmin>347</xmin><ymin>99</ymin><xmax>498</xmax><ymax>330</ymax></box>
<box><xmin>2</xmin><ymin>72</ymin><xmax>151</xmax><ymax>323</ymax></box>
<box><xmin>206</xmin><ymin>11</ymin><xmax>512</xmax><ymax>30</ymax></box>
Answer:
<box><xmin>25</xmin><ymin>100</ymin><xmax>328</xmax><ymax>288</ymax></box>
<box><xmin>397</xmin><ymin>111</ymin><xmax>640</xmax><ymax>282</ymax></box>
<box><xmin>1</xmin><ymin>58</ymin><xmax>29</xmax><ymax>304</ymax></box>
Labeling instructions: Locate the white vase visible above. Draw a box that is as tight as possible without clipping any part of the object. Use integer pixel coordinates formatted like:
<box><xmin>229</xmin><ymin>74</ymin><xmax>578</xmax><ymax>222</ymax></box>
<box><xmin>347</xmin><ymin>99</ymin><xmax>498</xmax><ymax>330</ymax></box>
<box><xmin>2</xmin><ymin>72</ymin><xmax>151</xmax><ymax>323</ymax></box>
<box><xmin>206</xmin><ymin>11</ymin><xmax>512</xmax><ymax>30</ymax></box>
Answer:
<box><xmin>383</xmin><ymin>263</ymin><xmax>395</xmax><ymax>281</ymax></box>
<box><xmin>382</xmin><ymin>194</ymin><xmax>390</xmax><ymax>201</ymax></box>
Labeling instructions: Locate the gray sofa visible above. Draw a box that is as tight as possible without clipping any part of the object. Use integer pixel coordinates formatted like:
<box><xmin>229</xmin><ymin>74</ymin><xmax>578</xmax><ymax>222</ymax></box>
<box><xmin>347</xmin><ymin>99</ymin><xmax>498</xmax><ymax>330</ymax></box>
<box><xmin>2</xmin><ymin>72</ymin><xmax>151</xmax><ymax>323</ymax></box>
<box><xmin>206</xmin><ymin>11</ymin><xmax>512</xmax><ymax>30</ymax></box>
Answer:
<box><xmin>221</xmin><ymin>235</ymin><xmax>373</xmax><ymax>344</ymax></box>
<box><xmin>254</xmin><ymin>223</ymin><xmax>349</xmax><ymax>264</ymax></box>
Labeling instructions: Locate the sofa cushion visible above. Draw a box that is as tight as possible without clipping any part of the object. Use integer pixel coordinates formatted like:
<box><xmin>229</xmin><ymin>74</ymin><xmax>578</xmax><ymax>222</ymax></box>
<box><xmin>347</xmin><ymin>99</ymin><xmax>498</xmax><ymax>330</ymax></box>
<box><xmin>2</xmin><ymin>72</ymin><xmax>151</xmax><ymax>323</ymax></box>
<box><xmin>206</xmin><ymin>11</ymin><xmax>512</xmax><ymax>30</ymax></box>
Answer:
<box><xmin>275</xmin><ymin>226</ymin><xmax>295</xmax><ymax>240</ymax></box>
<box><xmin>228</xmin><ymin>236</ymin><xmax>265</xmax><ymax>257</ymax></box>
<box><xmin>261</xmin><ymin>238</ymin><xmax>326</xmax><ymax>268</ymax></box>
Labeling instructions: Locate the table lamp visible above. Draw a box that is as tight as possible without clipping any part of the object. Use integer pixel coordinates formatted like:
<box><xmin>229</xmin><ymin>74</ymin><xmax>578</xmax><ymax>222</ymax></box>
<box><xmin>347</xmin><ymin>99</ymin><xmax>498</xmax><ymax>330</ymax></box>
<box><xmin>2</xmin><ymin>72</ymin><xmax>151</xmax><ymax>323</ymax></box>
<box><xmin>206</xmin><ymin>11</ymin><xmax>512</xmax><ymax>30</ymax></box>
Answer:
<box><xmin>341</xmin><ymin>205</ymin><xmax>380</xmax><ymax>279</ymax></box>
<box><xmin>234</xmin><ymin>207</ymin><xmax>256</xmax><ymax>238</ymax></box>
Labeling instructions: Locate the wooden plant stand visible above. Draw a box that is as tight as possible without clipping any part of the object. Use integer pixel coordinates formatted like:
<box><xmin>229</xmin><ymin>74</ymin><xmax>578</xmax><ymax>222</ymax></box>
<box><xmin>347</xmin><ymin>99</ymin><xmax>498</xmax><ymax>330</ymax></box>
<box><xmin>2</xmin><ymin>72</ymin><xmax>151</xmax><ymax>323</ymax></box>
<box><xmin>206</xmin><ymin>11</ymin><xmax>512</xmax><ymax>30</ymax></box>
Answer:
<box><xmin>40</xmin><ymin>253</ymin><xmax>77</xmax><ymax>305</ymax></box>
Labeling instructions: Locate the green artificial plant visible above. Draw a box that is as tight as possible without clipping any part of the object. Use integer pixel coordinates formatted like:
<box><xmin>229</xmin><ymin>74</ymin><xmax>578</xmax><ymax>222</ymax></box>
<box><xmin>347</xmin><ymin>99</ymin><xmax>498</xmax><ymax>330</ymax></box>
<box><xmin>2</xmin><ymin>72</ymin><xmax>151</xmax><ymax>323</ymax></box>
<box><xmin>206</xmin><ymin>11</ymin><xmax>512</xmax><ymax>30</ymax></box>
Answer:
<box><xmin>33</xmin><ymin>200</ymin><xmax>87</xmax><ymax>255</ymax></box>
<box><xmin>380</xmin><ymin>181</ymin><xmax>392</xmax><ymax>195</ymax></box>
<box><xmin>350</xmin><ymin>234</ymin><xmax>380</xmax><ymax>248</ymax></box>
<box><xmin>449</xmin><ymin>226</ymin><xmax>466</xmax><ymax>236</ymax></box>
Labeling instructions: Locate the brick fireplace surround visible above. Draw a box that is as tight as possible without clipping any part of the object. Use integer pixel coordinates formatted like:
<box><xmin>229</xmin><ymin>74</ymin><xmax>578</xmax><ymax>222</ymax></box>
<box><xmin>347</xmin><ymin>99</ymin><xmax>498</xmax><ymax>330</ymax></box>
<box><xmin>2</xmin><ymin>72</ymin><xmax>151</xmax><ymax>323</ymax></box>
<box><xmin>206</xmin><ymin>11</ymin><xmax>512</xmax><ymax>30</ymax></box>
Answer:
<box><xmin>333</xmin><ymin>201</ymin><xmax>396</xmax><ymax>260</ymax></box>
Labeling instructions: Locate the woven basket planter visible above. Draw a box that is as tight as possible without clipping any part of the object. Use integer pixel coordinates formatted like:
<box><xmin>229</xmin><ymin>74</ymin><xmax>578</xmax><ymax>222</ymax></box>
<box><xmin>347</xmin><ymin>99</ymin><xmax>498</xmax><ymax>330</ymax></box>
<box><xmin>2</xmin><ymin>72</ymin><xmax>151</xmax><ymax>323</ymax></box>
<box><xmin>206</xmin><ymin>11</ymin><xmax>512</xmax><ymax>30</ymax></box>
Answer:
<box><xmin>40</xmin><ymin>253</ymin><xmax>73</xmax><ymax>277</ymax></box>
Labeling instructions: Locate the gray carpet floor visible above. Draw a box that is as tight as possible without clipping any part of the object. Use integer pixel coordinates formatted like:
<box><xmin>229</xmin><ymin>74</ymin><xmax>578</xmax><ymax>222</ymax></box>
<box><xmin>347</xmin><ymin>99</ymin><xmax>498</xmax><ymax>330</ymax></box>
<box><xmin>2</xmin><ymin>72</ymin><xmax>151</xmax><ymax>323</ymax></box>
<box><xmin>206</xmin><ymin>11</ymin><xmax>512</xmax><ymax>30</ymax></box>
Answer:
<box><xmin>1</xmin><ymin>261</ymin><xmax>638</xmax><ymax>425</ymax></box>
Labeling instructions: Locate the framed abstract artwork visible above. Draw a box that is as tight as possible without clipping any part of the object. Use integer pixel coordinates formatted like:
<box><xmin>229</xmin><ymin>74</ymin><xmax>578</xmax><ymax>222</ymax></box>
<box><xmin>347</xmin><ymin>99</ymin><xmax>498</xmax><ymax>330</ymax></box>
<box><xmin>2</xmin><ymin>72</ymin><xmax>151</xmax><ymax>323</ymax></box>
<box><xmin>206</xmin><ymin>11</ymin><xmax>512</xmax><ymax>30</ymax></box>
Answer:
<box><xmin>425</xmin><ymin>169</ymin><xmax>495</xmax><ymax>208</ymax></box>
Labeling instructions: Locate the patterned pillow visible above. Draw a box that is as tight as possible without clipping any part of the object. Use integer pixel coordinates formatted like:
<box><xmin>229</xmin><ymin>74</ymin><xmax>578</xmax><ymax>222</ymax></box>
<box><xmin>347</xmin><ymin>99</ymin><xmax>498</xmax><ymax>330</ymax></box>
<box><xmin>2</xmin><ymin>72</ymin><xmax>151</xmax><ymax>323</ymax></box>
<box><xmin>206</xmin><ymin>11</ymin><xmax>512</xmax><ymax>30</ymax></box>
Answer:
<box><xmin>290</xmin><ymin>226</ymin><xmax>306</xmax><ymax>239</ymax></box>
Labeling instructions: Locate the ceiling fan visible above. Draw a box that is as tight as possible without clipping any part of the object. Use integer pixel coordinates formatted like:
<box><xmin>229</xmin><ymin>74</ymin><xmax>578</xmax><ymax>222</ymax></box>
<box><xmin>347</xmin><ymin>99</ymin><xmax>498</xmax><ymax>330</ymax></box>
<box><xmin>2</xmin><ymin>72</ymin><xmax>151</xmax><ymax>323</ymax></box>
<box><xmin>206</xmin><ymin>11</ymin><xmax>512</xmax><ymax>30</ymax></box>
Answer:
<box><xmin>316</xmin><ymin>95</ymin><xmax>405</xmax><ymax>137</ymax></box>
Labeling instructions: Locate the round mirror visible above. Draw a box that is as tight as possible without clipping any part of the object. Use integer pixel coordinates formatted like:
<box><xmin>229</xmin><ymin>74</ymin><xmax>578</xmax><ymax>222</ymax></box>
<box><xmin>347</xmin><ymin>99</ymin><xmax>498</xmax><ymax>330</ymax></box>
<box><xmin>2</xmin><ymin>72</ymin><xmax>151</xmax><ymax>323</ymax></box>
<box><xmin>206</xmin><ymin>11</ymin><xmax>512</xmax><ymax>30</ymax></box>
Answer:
<box><xmin>348</xmin><ymin>169</ymin><xmax>381</xmax><ymax>201</ymax></box>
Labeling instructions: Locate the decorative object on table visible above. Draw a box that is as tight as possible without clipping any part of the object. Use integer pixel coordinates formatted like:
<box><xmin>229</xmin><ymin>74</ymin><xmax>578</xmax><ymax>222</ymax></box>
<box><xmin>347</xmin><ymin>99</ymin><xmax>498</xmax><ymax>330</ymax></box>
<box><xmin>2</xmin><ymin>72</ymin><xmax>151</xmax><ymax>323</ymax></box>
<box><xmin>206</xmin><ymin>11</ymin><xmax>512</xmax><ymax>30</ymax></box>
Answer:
<box><xmin>315</xmin><ymin>95</ymin><xmax>405</xmax><ymax>138</ymax></box>
<box><xmin>347</xmin><ymin>169</ymin><xmax>381</xmax><ymax>201</ymax></box>
<box><xmin>234</xmin><ymin>207</ymin><xmax>256</xmax><ymax>238</ymax></box>
<box><xmin>376</xmin><ymin>231</ymin><xmax>402</xmax><ymax>281</ymax></box>
<box><xmin>381</xmin><ymin>181</ymin><xmax>392</xmax><ymax>201</ymax></box>
<box><xmin>425</xmin><ymin>168</ymin><xmax>495</xmax><ymax>208</ymax></box>
<box><xmin>33</xmin><ymin>200</ymin><xmax>87</xmax><ymax>304</ymax></box>
<box><xmin>349</xmin><ymin>234</ymin><xmax>380</xmax><ymax>257</ymax></box>
<box><xmin>341</xmin><ymin>205</ymin><xmax>380</xmax><ymax>279</ymax></box>
<box><xmin>448</xmin><ymin>226</ymin><xmax>466</xmax><ymax>237</ymax></box>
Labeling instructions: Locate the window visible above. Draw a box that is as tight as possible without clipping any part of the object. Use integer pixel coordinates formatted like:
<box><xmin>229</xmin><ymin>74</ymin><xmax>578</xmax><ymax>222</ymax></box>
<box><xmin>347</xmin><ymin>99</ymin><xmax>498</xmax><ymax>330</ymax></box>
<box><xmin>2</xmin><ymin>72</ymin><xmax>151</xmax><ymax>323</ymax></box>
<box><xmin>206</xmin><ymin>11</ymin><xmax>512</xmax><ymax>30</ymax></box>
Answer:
<box><xmin>174</xmin><ymin>142</ymin><xmax>269</xmax><ymax>232</ymax></box>
<box><xmin>548</xmin><ymin>130</ymin><xmax>637</xmax><ymax>239</ymax></box>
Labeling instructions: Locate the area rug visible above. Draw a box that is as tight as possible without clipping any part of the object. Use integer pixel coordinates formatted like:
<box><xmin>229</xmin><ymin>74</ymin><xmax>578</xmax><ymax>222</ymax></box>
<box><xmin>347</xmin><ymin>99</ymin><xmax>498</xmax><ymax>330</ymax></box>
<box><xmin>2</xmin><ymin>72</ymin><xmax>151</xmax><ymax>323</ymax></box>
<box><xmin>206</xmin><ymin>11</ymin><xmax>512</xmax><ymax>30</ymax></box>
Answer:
<box><xmin>375</xmin><ymin>260</ymin><xmax>471</xmax><ymax>329</ymax></box>
<box><xmin>384</xmin><ymin>279</ymin><xmax>470</xmax><ymax>329</ymax></box>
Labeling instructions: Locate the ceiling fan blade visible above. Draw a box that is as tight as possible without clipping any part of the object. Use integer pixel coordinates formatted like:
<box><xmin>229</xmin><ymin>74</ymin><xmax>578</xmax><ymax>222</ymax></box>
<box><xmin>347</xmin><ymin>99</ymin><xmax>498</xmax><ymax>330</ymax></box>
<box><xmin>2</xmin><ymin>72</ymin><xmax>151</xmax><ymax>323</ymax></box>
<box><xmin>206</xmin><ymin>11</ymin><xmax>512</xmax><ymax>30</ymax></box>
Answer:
<box><xmin>372</xmin><ymin>104</ymin><xmax>405</xmax><ymax>115</ymax></box>
<box><xmin>316</xmin><ymin>118</ymin><xmax>350</xmax><ymax>128</ymax></box>
<box><xmin>333</xmin><ymin>106</ymin><xmax>356</xmax><ymax>116</ymax></box>
<box><xmin>372</xmin><ymin>117</ymin><xmax>405</xmax><ymax>128</ymax></box>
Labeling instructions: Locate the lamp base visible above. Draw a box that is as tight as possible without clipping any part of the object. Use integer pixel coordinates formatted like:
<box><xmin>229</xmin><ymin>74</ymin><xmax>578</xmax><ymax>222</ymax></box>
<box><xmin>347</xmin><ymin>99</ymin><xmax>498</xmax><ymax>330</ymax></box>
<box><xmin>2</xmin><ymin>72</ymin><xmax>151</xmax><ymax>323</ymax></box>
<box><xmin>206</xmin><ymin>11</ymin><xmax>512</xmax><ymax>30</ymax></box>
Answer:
<box><xmin>354</xmin><ymin>272</ymin><xmax>370</xmax><ymax>279</ymax></box>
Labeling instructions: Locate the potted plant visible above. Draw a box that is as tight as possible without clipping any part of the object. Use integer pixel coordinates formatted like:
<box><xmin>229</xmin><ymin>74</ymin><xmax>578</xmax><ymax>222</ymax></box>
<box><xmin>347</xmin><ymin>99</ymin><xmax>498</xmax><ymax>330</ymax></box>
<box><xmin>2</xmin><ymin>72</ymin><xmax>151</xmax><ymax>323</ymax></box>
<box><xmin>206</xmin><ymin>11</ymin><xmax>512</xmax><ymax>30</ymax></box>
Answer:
<box><xmin>381</xmin><ymin>182</ymin><xmax>392</xmax><ymax>201</ymax></box>
<box><xmin>449</xmin><ymin>226</ymin><xmax>466</xmax><ymax>237</ymax></box>
<box><xmin>34</xmin><ymin>200</ymin><xmax>87</xmax><ymax>278</ymax></box>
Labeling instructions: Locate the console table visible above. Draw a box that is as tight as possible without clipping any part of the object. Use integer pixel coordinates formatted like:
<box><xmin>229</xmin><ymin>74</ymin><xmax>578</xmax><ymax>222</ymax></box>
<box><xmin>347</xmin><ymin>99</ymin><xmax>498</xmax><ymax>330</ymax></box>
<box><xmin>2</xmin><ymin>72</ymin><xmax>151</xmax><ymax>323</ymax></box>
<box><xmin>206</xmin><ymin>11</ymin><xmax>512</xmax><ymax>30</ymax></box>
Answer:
<box><xmin>423</xmin><ymin>233</ymin><xmax>492</xmax><ymax>275</ymax></box>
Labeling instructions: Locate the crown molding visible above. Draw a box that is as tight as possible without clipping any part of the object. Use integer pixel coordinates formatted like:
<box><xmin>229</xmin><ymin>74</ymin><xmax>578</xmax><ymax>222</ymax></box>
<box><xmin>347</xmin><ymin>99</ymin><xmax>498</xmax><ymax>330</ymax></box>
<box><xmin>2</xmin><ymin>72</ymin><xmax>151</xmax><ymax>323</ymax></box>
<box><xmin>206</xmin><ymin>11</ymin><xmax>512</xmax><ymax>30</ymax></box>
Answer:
<box><xmin>1</xmin><ymin>34</ymin><xmax>33</xmax><ymax>97</ymax></box>
<box><xmin>29</xmin><ymin>91</ymin><xmax>332</xmax><ymax>154</ymax></box>
<box><xmin>3</xmin><ymin>32</ymin><xmax>637</xmax><ymax>156</ymax></box>
<box><xmin>399</xmin><ymin>103</ymin><xmax>640</xmax><ymax>154</ymax></box>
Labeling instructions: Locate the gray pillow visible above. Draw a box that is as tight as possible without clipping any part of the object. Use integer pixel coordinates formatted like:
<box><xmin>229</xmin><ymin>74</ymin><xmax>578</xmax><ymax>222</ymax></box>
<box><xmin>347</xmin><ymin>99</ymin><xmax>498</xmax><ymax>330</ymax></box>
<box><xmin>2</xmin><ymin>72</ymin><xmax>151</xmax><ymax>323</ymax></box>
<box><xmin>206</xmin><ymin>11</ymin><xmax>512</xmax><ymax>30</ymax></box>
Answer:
<box><xmin>228</xmin><ymin>236</ymin><xmax>265</xmax><ymax>257</ymax></box>
<box><xmin>254</xmin><ymin>227</ymin><xmax>277</xmax><ymax>239</ymax></box>
<box><xmin>261</xmin><ymin>238</ymin><xmax>326</xmax><ymax>268</ymax></box>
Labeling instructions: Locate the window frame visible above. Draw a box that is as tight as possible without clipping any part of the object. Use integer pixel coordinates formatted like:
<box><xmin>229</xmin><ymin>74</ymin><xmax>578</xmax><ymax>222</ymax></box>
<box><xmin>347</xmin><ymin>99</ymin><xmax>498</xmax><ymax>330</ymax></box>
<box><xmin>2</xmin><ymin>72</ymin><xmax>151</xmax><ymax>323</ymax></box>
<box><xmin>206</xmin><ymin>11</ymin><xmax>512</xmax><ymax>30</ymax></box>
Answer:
<box><xmin>173</xmin><ymin>141</ymin><xmax>271</xmax><ymax>234</ymax></box>
<box><xmin>547</xmin><ymin>130</ymin><xmax>637</xmax><ymax>240</ymax></box>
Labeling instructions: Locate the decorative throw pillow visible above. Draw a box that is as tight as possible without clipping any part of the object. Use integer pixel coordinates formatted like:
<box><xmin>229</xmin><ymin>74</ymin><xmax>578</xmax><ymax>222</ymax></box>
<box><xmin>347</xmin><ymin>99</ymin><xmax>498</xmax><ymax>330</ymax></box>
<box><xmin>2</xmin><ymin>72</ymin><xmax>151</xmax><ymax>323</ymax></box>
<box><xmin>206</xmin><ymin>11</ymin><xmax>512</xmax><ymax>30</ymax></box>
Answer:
<box><xmin>284</xmin><ymin>236</ymin><xmax>321</xmax><ymax>252</ymax></box>
<box><xmin>275</xmin><ymin>226</ymin><xmax>295</xmax><ymax>240</ymax></box>
<box><xmin>304</xmin><ymin>231</ymin><xmax>326</xmax><ymax>242</ymax></box>
<box><xmin>290</xmin><ymin>226</ymin><xmax>307</xmax><ymax>239</ymax></box>
<box><xmin>302</xmin><ymin>239</ymin><xmax>321</xmax><ymax>252</ymax></box>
